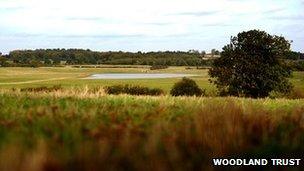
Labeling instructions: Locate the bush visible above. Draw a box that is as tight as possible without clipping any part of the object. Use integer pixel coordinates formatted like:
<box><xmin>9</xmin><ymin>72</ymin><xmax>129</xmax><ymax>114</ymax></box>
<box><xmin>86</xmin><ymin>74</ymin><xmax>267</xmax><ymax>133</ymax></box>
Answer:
<box><xmin>150</xmin><ymin>65</ymin><xmax>168</xmax><ymax>70</ymax></box>
<box><xmin>269</xmin><ymin>87</ymin><xmax>304</xmax><ymax>99</ymax></box>
<box><xmin>104</xmin><ymin>85</ymin><xmax>164</xmax><ymax>96</ymax></box>
<box><xmin>289</xmin><ymin>60</ymin><xmax>304</xmax><ymax>71</ymax></box>
<box><xmin>20</xmin><ymin>85</ymin><xmax>62</xmax><ymax>92</ymax></box>
<box><xmin>287</xmin><ymin>88</ymin><xmax>304</xmax><ymax>99</ymax></box>
<box><xmin>170</xmin><ymin>77</ymin><xmax>205</xmax><ymax>96</ymax></box>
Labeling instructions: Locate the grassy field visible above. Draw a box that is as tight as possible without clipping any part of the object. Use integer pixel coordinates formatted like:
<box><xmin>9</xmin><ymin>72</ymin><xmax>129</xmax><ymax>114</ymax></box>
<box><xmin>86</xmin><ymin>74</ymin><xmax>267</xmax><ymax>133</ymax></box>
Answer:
<box><xmin>0</xmin><ymin>67</ymin><xmax>214</xmax><ymax>92</ymax></box>
<box><xmin>0</xmin><ymin>66</ymin><xmax>303</xmax><ymax>94</ymax></box>
<box><xmin>0</xmin><ymin>66</ymin><xmax>304</xmax><ymax>170</ymax></box>
<box><xmin>0</xmin><ymin>92</ymin><xmax>304</xmax><ymax>170</ymax></box>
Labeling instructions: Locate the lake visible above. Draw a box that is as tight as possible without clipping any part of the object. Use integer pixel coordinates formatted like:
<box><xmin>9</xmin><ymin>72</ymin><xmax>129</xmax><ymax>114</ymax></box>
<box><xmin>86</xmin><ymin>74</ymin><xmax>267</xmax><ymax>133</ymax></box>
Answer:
<box><xmin>85</xmin><ymin>73</ymin><xmax>197</xmax><ymax>79</ymax></box>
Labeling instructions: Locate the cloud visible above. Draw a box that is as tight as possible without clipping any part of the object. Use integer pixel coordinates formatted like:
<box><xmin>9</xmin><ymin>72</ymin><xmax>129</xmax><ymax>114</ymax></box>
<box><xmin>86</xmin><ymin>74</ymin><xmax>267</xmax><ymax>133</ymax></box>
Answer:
<box><xmin>12</xmin><ymin>33</ymin><xmax>43</xmax><ymax>37</ymax></box>
<box><xmin>50</xmin><ymin>34</ymin><xmax>145</xmax><ymax>39</ymax></box>
<box><xmin>262</xmin><ymin>8</ymin><xmax>285</xmax><ymax>14</ymax></box>
<box><xmin>169</xmin><ymin>11</ymin><xmax>220</xmax><ymax>17</ymax></box>
<box><xmin>0</xmin><ymin>32</ymin><xmax>146</xmax><ymax>39</ymax></box>
<box><xmin>0</xmin><ymin>0</ymin><xmax>303</xmax><ymax>52</ymax></box>
<box><xmin>200</xmin><ymin>23</ymin><xmax>234</xmax><ymax>27</ymax></box>
<box><xmin>269</xmin><ymin>15</ymin><xmax>304</xmax><ymax>20</ymax></box>
<box><xmin>65</xmin><ymin>17</ymin><xmax>107</xmax><ymax>21</ymax></box>
<box><xmin>140</xmin><ymin>22</ymin><xmax>172</xmax><ymax>26</ymax></box>
<box><xmin>0</xmin><ymin>6</ymin><xmax>26</xmax><ymax>11</ymax></box>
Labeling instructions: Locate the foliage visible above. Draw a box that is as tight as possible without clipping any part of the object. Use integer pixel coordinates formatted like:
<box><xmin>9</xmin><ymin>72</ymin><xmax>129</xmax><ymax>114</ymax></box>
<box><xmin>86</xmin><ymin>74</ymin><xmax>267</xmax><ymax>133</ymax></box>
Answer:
<box><xmin>170</xmin><ymin>77</ymin><xmax>205</xmax><ymax>96</ymax></box>
<box><xmin>150</xmin><ymin>65</ymin><xmax>168</xmax><ymax>70</ymax></box>
<box><xmin>0</xmin><ymin>56</ymin><xmax>9</xmax><ymax>67</ymax></box>
<box><xmin>286</xmin><ymin>60</ymin><xmax>304</xmax><ymax>71</ymax></box>
<box><xmin>284</xmin><ymin>51</ymin><xmax>301</xmax><ymax>60</ymax></box>
<box><xmin>20</xmin><ymin>85</ymin><xmax>62</xmax><ymax>92</ymax></box>
<box><xmin>211</xmin><ymin>49</ymin><xmax>220</xmax><ymax>56</ymax></box>
<box><xmin>301</xmin><ymin>53</ymin><xmax>304</xmax><ymax>59</ymax></box>
<box><xmin>209</xmin><ymin>30</ymin><xmax>293</xmax><ymax>98</ymax></box>
<box><xmin>104</xmin><ymin>84</ymin><xmax>164</xmax><ymax>96</ymax></box>
<box><xmin>270</xmin><ymin>87</ymin><xmax>304</xmax><ymax>99</ymax></box>
<box><xmin>8</xmin><ymin>49</ymin><xmax>207</xmax><ymax>66</ymax></box>
<box><xmin>4</xmin><ymin>48</ymin><xmax>303</xmax><ymax>68</ymax></box>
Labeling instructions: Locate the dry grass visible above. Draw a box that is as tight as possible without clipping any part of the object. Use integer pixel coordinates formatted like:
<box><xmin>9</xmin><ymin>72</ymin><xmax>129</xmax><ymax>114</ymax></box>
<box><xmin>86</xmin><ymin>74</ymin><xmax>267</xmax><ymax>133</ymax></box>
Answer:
<box><xmin>3</xmin><ymin>86</ymin><xmax>107</xmax><ymax>99</ymax></box>
<box><xmin>0</xmin><ymin>92</ymin><xmax>304</xmax><ymax>170</ymax></box>
<box><xmin>288</xmin><ymin>88</ymin><xmax>304</xmax><ymax>99</ymax></box>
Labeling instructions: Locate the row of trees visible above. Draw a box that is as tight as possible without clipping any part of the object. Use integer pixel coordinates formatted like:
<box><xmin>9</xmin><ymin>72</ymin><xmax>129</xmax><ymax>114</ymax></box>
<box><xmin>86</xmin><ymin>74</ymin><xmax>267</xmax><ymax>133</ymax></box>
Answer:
<box><xmin>1</xmin><ymin>49</ymin><xmax>302</xmax><ymax>68</ymax></box>
<box><xmin>283</xmin><ymin>51</ymin><xmax>304</xmax><ymax>60</ymax></box>
<box><xmin>0</xmin><ymin>49</ymin><xmax>216</xmax><ymax>67</ymax></box>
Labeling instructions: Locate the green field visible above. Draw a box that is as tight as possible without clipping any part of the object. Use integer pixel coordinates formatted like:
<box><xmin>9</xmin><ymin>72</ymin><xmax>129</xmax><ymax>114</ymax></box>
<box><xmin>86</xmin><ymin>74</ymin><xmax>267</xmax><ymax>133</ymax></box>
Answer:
<box><xmin>0</xmin><ymin>66</ymin><xmax>304</xmax><ymax>170</ymax></box>
<box><xmin>0</xmin><ymin>66</ymin><xmax>213</xmax><ymax>93</ymax></box>
<box><xmin>0</xmin><ymin>66</ymin><xmax>303</xmax><ymax>94</ymax></box>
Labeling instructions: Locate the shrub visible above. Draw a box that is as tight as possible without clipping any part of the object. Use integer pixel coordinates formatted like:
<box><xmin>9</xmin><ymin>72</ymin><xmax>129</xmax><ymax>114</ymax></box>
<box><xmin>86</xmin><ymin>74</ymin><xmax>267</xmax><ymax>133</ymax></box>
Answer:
<box><xmin>20</xmin><ymin>85</ymin><xmax>62</xmax><ymax>92</ymax></box>
<box><xmin>290</xmin><ymin>61</ymin><xmax>304</xmax><ymax>71</ymax></box>
<box><xmin>287</xmin><ymin>88</ymin><xmax>304</xmax><ymax>99</ymax></box>
<box><xmin>269</xmin><ymin>87</ymin><xmax>304</xmax><ymax>99</ymax></box>
<box><xmin>170</xmin><ymin>77</ymin><xmax>205</xmax><ymax>96</ymax></box>
<box><xmin>150</xmin><ymin>65</ymin><xmax>168</xmax><ymax>70</ymax></box>
<box><xmin>104</xmin><ymin>85</ymin><xmax>164</xmax><ymax>96</ymax></box>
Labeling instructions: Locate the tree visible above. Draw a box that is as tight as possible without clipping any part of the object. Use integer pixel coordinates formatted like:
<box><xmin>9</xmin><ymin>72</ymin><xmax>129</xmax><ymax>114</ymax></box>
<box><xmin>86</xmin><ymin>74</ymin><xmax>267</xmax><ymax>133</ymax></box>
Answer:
<box><xmin>300</xmin><ymin>53</ymin><xmax>304</xmax><ymax>60</ymax></box>
<box><xmin>0</xmin><ymin>56</ymin><xmax>8</xmax><ymax>67</ymax></box>
<box><xmin>209</xmin><ymin>30</ymin><xmax>293</xmax><ymax>98</ymax></box>
<box><xmin>170</xmin><ymin>77</ymin><xmax>205</xmax><ymax>96</ymax></box>
<box><xmin>284</xmin><ymin>51</ymin><xmax>300</xmax><ymax>60</ymax></box>
<box><xmin>211</xmin><ymin>49</ymin><xmax>220</xmax><ymax>56</ymax></box>
<box><xmin>0</xmin><ymin>53</ymin><xmax>9</xmax><ymax>67</ymax></box>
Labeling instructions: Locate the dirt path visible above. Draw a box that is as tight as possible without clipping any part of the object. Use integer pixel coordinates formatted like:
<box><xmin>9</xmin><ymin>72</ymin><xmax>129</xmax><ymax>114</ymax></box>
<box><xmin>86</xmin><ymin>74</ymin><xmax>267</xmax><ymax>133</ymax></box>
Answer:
<box><xmin>0</xmin><ymin>77</ymin><xmax>71</xmax><ymax>85</ymax></box>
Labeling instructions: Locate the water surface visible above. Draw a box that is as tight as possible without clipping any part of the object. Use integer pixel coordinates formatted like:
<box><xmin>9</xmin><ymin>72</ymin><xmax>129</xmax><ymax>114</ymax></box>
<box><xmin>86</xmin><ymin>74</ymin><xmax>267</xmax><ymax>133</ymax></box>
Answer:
<box><xmin>85</xmin><ymin>73</ymin><xmax>197</xmax><ymax>79</ymax></box>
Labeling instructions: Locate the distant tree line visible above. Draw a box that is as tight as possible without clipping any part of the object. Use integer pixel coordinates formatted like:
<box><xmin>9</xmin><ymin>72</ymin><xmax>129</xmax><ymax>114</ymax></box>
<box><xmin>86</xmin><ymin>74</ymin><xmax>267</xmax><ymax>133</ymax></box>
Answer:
<box><xmin>282</xmin><ymin>51</ymin><xmax>304</xmax><ymax>71</ymax></box>
<box><xmin>283</xmin><ymin>51</ymin><xmax>304</xmax><ymax>60</ymax></box>
<box><xmin>0</xmin><ymin>49</ymin><xmax>303</xmax><ymax>70</ymax></box>
<box><xmin>0</xmin><ymin>49</ymin><xmax>211</xmax><ymax>67</ymax></box>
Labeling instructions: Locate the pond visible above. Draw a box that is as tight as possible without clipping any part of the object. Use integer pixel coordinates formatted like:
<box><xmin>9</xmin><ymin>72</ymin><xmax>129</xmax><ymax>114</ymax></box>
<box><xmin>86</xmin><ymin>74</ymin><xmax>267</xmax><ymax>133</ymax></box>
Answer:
<box><xmin>85</xmin><ymin>73</ymin><xmax>197</xmax><ymax>79</ymax></box>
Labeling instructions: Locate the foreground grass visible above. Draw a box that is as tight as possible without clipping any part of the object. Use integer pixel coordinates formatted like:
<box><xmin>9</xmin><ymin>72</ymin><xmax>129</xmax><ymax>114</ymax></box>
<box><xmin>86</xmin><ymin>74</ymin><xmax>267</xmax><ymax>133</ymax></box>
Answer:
<box><xmin>0</xmin><ymin>92</ymin><xmax>304</xmax><ymax>170</ymax></box>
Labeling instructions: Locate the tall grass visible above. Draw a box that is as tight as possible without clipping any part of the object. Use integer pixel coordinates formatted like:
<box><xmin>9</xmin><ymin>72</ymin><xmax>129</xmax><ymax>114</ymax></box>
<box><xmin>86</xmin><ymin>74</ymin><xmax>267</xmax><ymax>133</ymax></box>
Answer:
<box><xmin>0</xmin><ymin>92</ymin><xmax>304</xmax><ymax>170</ymax></box>
<box><xmin>5</xmin><ymin>86</ymin><xmax>107</xmax><ymax>98</ymax></box>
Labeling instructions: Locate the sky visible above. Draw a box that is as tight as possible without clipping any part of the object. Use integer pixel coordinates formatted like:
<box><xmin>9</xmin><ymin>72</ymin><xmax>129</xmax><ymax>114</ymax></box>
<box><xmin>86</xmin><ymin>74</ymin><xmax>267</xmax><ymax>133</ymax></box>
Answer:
<box><xmin>0</xmin><ymin>0</ymin><xmax>303</xmax><ymax>53</ymax></box>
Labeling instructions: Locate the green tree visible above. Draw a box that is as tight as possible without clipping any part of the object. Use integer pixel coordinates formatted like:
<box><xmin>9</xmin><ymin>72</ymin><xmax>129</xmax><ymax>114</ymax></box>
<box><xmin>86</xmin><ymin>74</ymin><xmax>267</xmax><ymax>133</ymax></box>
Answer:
<box><xmin>209</xmin><ymin>30</ymin><xmax>293</xmax><ymax>98</ymax></box>
<box><xmin>170</xmin><ymin>77</ymin><xmax>204</xmax><ymax>96</ymax></box>
<box><xmin>0</xmin><ymin>53</ymin><xmax>9</xmax><ymax>67</ymax></box>
<box><xmin>284</xmin><ymin>51</ymin><xmax>300</xmax><ymax>60</ymax></box>
<box><xmin>211</xmin><ymin>49</ymin><xmax>220</xmax><ymax>56</ymax></box>
<box><xmin>0</xmin><ymin>56</ymin><xmax>8</xmax><ymax>67</ymax></box>
<box><xmin>29</xmin><ymin>60</ymin><xmax>41</xmax><ymax>68</ymax></box>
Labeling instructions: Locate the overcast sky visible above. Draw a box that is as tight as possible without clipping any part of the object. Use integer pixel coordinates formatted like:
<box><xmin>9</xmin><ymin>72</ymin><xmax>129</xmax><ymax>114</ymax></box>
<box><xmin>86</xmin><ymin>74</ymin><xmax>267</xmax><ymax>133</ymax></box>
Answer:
<box><xmin>0</xmin><ymin>0</ymin><xmax>303</xmax><ymax>53</ymax></box>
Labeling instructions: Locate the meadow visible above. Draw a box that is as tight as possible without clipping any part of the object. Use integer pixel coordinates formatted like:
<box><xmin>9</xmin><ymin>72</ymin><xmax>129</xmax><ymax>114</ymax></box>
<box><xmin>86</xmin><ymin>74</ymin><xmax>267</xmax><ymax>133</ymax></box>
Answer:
<box><xmin>0</xmin><ymin>66</ymin><xmax>303</xmax><ymax>94</ymax></box>
<box><xmin>0</xmin><ymin>66</ymin><xmax>304</xmax><ymax>170</ymax></box>
<box><xmin>0</xmin><ymin>66</ymin><xmax>221</xmax><ymax>93</ymax></box>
